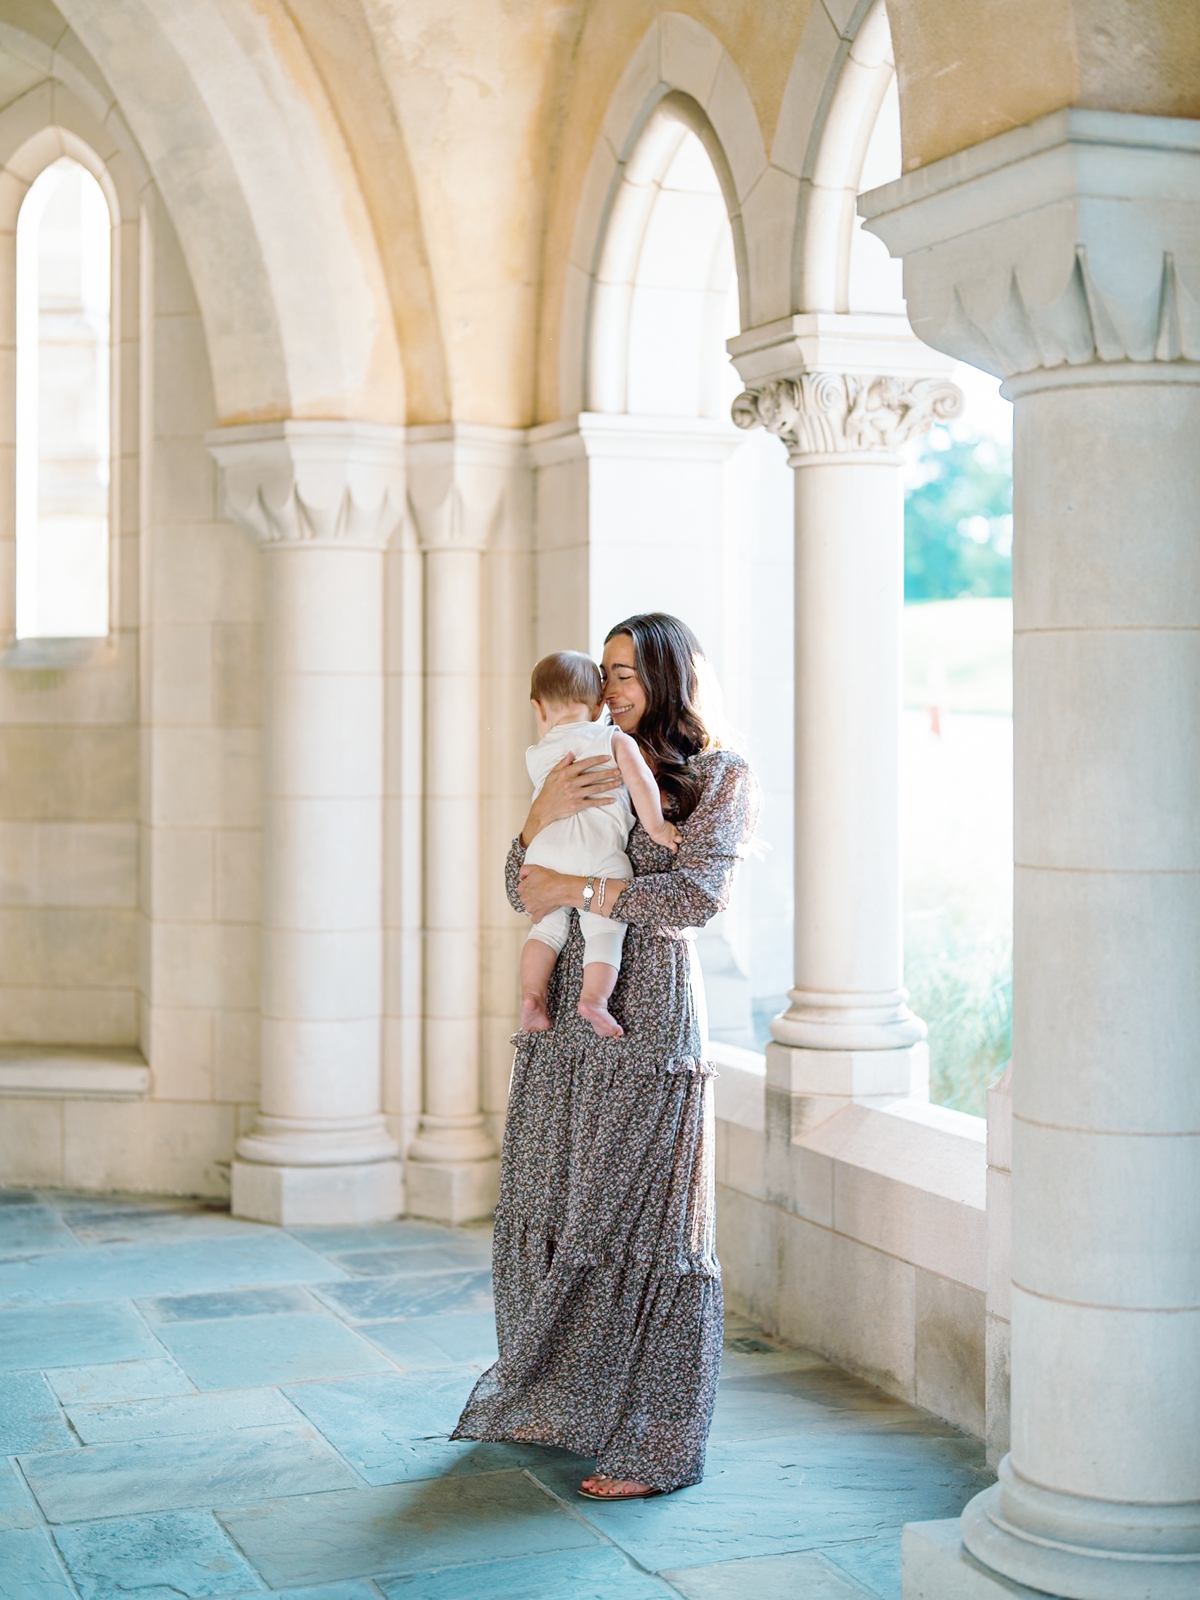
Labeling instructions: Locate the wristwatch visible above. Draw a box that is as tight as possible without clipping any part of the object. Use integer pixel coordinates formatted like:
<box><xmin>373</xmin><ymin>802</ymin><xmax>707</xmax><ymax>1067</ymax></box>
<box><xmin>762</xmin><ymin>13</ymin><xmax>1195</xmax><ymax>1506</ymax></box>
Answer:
<box><xmin>582</xmin><ymin>875</ymin><xmax>596</xmax><ymax>909</ymax></box>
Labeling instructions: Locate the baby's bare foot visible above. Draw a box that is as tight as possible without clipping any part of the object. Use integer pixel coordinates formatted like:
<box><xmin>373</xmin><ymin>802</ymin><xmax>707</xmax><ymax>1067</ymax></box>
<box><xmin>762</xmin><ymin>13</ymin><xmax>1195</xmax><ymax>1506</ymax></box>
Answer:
<box><xmin>578</xmin><ymin>1000</ymin><xmax>624</xmax><ymax>1039</ymax></box>
<box><xmin>521</xmin><ymin>994</ymin><xmax>551</xmax><ymax>1032</ymax></box>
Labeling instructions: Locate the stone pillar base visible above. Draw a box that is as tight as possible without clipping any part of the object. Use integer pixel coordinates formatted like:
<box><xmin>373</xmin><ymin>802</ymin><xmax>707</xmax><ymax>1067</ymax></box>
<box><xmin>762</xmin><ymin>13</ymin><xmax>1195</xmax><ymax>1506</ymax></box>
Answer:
<box><xmin>765</xmin><ymin>1040</ymin><xmax>929</xmax><ymax>1135</ymax></box>
<box><xmin>766</xmin><ymin>1039</ymin><xmax>929</xmax><ymax>1097</ymax></box>
<box><xmin>902</xmin><ymin>1521</ymin><xmax>1053</xmax><ymax>1599</ymax></box>
<box><xmin>405</xmin><ymin>1156</ymin><xmax>500</xmax><ymax>1225</ymax></box>
<box><xmin>231</xmin><ymin>1159</ymin><xmax>403</xmax><ymax>1227</ymax></box>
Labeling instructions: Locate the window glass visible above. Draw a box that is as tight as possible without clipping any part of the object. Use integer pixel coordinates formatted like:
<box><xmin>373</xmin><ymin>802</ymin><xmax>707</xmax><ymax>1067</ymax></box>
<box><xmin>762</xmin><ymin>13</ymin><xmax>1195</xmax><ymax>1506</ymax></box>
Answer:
<box><xmin>16</xmin><ymin>157</ymin><xmax>111</xmax><ymax>638</ymax></box>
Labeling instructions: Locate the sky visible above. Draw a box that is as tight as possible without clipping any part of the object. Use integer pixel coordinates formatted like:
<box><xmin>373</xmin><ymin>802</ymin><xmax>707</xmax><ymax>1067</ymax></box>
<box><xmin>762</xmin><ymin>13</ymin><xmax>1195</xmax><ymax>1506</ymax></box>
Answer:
<box><xmin>952</xmin><ymin>361</ymin><xmax>1012</xmax><ymax>446</ymax></box>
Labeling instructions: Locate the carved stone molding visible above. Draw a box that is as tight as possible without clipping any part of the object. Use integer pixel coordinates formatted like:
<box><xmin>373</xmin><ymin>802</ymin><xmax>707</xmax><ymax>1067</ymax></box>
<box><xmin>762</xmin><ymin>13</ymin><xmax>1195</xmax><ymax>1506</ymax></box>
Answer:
<box><xmin>207</xmin><ymin>421</ymin><xmax>406</xmax><ymax>550</ymax></box>
<box><xmin>732</xmin><ymin>372</ymin><xmax>962</xmax><ymax>463</ymax></box>
<box><xmin>859</xmin><ymin>108</ymin><xmax>1200</xmax><ymax>382</ymax></box>
<box><xmin>405</xmin><ymin>423</ymin><xmax>528</xmax><ymax>554</ymax></box>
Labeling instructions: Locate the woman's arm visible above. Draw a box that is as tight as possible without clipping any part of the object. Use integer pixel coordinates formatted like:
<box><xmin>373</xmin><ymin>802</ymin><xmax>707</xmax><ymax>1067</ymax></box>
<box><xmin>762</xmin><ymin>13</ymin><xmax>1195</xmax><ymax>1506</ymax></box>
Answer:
<box><xmin>516</xmin><ymin>864</ymin><xmax>629</xmax><ymax>923</ymax></box>
<box><xmin>519</xmin><ymin>753</ymin><xmax>622</xmax><ymax>847</ymax></box>
<box><xmin>608</xmin><ymin>753</ymin><xmax>759</xmax><ymax>934</ymax></box>
<box><xmin>611</xmin><ymin>730</ymin><xmax>679</xmax><ymax>852</ymax></box>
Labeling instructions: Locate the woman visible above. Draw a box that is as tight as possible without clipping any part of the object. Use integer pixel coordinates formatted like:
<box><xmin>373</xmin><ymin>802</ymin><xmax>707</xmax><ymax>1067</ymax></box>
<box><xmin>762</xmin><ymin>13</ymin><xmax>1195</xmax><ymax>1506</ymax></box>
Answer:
<box><xmin>452</xmin><ymin>613</ymin><xmax>759</xmax><ymax>1499</ymax></box>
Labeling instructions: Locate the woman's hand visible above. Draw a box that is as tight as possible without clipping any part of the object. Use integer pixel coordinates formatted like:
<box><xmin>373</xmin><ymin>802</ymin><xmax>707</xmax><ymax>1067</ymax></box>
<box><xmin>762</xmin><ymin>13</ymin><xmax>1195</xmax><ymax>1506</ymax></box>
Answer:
<box><xmin>520</xmin><ymin>753</ymin><xmax>623</xmax><ymax>846</ymax></box>
<box><xmin>518</xmin><ymin>866</ymin><xmax>578</xmax><ymax>923</ymax></box>
<box><xmin>517</xmin><ymin>865</ymin><xmax>629</xmax><ymax>922</ymax></box>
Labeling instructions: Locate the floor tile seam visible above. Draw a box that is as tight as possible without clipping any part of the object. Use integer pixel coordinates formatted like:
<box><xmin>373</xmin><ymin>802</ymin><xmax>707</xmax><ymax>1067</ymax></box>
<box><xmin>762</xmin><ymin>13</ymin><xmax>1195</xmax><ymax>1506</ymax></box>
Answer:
<box><xmin>138</xmin><ymin>1293</ymin><xmax>332</xmax><ymax>1325</ymax></box>
<box><xmin>30</xmin><ymin>1193</ymin><xmax>214</xmax><ymax>1251</ymax></box>
<box><xmin>360</xmin><ymin>1542</ymin><xmax>686</xmax><ymax>1596</ymax></box>
<box><xmin>9</xmin><ymin>1452</ymin><xmax>87</xmax><ymax>1599</ymax></box>
<box><xmin>274</xmin><ymin>1398</ymin><xmax>396</xmax><ymax>1489</ymax></box>
<box><xmin>27</xmin><ymin>1416</ymin><xmax>373</xmax><ymax>1468</ymax></box>
<box><xmin>517</xmin><ymin>1463</ymin><xmax>675</xmax><ymax>1582</ymax></box>
<box><xmin>212</xmin><ymin>1498</ymin><xmax>292</xmax><ymax>1596</ymax></box>
<box><xmin>125</xmin><ymin>1289</ymin><xmax>179</xmax><ymax>1373</ymax></box>
<box><xmin>63</xmin><ymin>1383</ymin><xmax>311</xmax><ymax>1443</ymax></box>
<box><xmin>816</xmin><ymin>1537</ymin><xmax>904</xmax><ymax>1600</ymax></box>
<box><xmin>207</xmin><ymin>1463</ymin><xmax>544</xmax><ymax>1560</ymax></box>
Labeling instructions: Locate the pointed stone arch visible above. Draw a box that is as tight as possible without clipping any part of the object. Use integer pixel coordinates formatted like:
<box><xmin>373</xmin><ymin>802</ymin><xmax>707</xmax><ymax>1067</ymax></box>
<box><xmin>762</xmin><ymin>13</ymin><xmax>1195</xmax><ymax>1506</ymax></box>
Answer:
<box><xmin>556</xmin><ymin>12</ymin><xmax>779</xmax><ymax>418</ymax></box>
<box><xmin>39</xmin><ymin>0</ymin><xmax>430</xmax><ymax>425</ymax></box>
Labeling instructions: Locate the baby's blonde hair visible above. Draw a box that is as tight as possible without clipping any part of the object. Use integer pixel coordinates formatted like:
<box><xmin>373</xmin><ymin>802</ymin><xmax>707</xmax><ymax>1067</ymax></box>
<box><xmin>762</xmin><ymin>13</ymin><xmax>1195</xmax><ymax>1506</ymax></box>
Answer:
<box><xmin>530</xmin><ymin>651</ymin><xmax>602</xmax><ymax>708</ymax></box>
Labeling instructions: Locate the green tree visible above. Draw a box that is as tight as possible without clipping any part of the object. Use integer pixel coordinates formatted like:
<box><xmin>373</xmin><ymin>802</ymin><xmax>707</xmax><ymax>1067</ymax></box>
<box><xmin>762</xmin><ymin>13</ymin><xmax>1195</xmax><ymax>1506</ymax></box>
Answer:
<box><xmin>904</xmin><ymin>426</ymin><xmax>1012</xmax><ymax>601</ymax></box>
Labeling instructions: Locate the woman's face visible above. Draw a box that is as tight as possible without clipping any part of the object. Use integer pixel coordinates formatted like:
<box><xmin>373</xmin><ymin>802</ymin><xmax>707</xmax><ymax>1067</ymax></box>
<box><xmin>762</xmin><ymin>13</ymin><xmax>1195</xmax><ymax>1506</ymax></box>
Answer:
<box><xmin>601</xmin><ymin>634</ymin><xmax>648</xmax><ymax>735</ymax></box>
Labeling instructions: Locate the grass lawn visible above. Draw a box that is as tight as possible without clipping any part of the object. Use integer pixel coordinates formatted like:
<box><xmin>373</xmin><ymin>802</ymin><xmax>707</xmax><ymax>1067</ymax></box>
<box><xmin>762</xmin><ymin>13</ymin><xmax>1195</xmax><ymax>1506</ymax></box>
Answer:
<box><xmin>904</xmin><ymin>597</ymin><xmax>1012</xmax><ymax>716</ymax></box>
<box><xmin>902</xmin><ymin>598</ymin><xmax>1014</xmax><ymax>1114</ymax></box>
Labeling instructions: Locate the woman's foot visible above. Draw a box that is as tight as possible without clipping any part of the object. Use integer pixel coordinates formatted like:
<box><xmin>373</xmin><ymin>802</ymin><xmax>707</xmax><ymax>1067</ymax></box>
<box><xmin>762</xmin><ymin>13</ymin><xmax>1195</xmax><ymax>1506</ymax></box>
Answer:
<box><xmin>577</xmin><ymin>1000</ymin><xmax>624</xmax><ymax>1039</ymax></box>
<box><xmin>520</xmin><ymin>994</ymin><xmax>551</xmax><ymax>1032</ymax></box>
<box><xmin>579</xmin><ymin>1474</ymin><xmax>658</xmax><ymax>1499</ymax></box>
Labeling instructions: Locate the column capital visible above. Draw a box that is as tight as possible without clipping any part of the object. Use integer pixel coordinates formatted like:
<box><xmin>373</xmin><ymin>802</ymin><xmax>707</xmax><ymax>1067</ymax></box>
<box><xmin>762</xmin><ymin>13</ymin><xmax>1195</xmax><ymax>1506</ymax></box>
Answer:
<box><xmin>207</xmin><ymin>420</ymin><xmax>406</xmax><ymax>551</ymax></box>
<box><xmin>859</xmin><ymin>107</ymin><xmax>1200</xmax><ymax>384</ymax></box>
<box><xmin>731</xmin><ymin>371</ymin><xmax>962</xmax><ymax>465</ymax></box>
<box><xmin>405</xmin><ymin>423</ymin><xmax>528</xmax><ymax>553</ymax></box>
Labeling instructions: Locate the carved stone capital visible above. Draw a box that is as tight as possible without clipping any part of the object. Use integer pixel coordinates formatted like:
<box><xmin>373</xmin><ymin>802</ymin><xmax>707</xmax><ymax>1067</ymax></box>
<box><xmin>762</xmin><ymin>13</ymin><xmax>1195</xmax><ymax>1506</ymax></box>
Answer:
<box><xmin>405</xmin><ymin>424</ymin><xmax>528</xmax><ymax>554</ymax></box>
<box><xmin>732</xmin><ymin>372</ymin><xmax>962</xmax><ymax>464</ymax></box>
<box><xmin>859</xmin><ymin>108</ymin><xmax>1200</xmax><ymax>382</ymax></box>
<box><xmin>207</xmin><ymin>421</ymin><xmax>406</xmax><ymax>550</ymax></box>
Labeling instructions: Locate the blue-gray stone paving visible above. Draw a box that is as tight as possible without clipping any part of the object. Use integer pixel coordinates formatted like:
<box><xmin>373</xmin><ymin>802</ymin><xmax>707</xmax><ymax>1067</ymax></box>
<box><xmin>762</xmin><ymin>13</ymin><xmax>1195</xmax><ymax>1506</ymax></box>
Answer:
<box><xmin>0</xmin><ymin>1187</ymin><xmax>992</xmax><ymax>1599</ymax></box>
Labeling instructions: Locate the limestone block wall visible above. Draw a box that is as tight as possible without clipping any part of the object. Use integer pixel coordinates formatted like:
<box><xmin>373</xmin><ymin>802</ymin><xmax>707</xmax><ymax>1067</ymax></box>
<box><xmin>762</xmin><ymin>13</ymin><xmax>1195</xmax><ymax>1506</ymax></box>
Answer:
<box><xmin>133</xmin><ymin>197</ymin><xmax>263</xmax><ymax>1196</ymax></box>
<box><xmin>0</xmin><ymin>193</ymin><xmax>262</xmax><ymax>1198</ymax></box>
<box><xmin>0</xmin><ymin>652</ymin><xmax>139</xmax><ymax>1050</ymax></box>
<box><xmin>713</xmin><ymin>1047</ymin><xmax>989</xmax><ymax>1439</ymax></box>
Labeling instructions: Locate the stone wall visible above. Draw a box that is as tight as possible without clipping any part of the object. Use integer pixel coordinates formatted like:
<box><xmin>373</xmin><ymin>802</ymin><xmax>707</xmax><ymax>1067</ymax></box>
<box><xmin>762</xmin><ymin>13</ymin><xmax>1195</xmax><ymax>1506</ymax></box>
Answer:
<box><xmin>713</xmin><ymin>1044</ymin><xmax>991</xmax><ymax>1440</ymax></box>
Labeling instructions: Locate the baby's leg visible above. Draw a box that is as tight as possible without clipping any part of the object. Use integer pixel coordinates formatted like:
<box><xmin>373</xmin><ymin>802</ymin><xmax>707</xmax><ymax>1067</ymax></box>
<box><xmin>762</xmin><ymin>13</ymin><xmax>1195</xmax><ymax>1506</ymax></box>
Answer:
<box><xmin>520</xmin><ymin>940</ymin><xmax>558</xmax><ymax>1032</ymax></box>
<box><xmin>521</xmin><ymin>907</ymin><xmax>570</xmax><ymax>1032</ymax></box>
<box><xmin>577</xmin><ymin>914</ymin><xmax>628</xmax><ymax>1040</ymax></box>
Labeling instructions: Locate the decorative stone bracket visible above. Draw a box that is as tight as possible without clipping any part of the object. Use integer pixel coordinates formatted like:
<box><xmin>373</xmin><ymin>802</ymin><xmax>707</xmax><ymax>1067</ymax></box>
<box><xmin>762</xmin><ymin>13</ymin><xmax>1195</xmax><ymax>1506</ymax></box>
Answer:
<box><xmin>207</xmin><ymin>420</ymin><xmax>407</xmax><ymax>550</ymax></box>
<box><xmin>858</xmin><ymin>107</ymin><xmax>1200</xmax><ymax>380</ymax></box>
<box><xmin>731</xmin><ymin>372</ymin><xmax>962</xmax><ymax>463</ymax></box>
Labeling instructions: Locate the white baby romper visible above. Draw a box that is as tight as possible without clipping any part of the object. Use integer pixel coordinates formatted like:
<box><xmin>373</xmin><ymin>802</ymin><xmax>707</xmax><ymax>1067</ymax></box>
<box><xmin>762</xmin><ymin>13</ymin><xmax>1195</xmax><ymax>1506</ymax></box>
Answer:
<box><xmin>523</xmin><ymin>716</ymin><xmax>635</xmax><ymax>969</ymax></box>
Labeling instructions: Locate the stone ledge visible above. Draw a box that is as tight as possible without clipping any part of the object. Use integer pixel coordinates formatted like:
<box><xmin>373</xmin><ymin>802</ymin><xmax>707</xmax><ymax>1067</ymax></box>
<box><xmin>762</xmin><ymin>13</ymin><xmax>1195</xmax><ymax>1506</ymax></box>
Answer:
<box><xmin>710</xmin><ymin>1040</ymin><xmax>767</xmax><ymax>1132</ymax></box>
<box><xmin>0</xmin><ymin>1046</ymin><xmax>149</xmax><ymax>1100</ymax></box>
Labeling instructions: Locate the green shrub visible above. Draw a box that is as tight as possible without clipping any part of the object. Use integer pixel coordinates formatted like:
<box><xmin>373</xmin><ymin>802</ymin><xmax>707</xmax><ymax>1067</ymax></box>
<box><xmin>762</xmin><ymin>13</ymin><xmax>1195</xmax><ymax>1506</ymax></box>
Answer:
<box><xmin>906</xmin><ymin>904</ymin><xmax>1011</xmax><ymax>1117</ymax></box>
<box><xmin>905</xmin><ymin>427</ymin><xmax>1012</xmax><ymax>602</ymax></box>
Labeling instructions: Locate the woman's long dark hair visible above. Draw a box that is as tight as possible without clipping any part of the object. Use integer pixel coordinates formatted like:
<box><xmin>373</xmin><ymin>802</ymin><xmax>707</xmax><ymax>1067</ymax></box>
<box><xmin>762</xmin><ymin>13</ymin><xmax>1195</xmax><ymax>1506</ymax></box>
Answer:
<box><xmin>605</xmin><ymin>613</ymin><xmax>718</xmax><ymax>822</ymax></box>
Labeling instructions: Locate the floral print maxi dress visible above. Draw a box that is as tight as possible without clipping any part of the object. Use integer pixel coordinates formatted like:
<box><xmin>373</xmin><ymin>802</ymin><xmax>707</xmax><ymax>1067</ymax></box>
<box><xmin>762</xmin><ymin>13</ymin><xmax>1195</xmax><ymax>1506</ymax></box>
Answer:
<box><xmin>451</xmin><ymin>748</ymin><xmax>759</xmax><ymax>1491</ymax></box>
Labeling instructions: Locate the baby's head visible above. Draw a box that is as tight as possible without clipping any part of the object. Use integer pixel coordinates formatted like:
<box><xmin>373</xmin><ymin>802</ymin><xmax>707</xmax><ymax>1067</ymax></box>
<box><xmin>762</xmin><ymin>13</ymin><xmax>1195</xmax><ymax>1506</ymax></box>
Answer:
<box><xmin>530</xmin><ymin>651</ymin><xmax>603</xmax><ymax>735</ymax></box>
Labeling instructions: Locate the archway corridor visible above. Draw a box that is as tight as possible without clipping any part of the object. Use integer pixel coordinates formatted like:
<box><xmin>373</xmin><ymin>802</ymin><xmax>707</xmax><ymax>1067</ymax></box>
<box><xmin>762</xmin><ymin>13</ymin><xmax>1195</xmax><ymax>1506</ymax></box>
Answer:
<box><xmin>0</xmin><ymin>0</ymin><xmax>1197</xmax><ymax>1596</ymax></box>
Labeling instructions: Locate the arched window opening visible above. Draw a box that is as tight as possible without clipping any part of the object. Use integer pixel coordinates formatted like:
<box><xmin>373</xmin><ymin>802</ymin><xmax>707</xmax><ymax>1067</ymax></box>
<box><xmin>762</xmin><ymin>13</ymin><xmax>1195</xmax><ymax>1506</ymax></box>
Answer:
<box><xmin>586</xmin><ymin>108</ymin><xmax>793</xmax><ymax>1050</ymax></box>
<box><xmin>624</xmin><ymin>129</ymin><xmax>737</xmax><ymax>419</ymax></box>
<box><xmin>16</xmin><ymin>156</ymin><xmax>112</xmax><ymax>639</ymax></box>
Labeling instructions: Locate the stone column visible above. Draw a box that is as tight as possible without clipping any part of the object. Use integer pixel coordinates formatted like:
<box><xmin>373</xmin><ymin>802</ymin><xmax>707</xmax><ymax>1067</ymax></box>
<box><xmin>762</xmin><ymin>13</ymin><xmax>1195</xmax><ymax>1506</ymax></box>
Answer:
<box><xmin>403</xmin><ymin>425</ymin><xmax>516</xmax><ymax>1223</ymax></box>
<box><xmin>729</xmin><ymin>317</ymin><xmax>958</xmax><ymax>1115</ymax></box>
<box><xmin>863</xmin><ymin>109</ymin><xmax>1200</xmax><ymax>1600</ymax></box>
<box><xmin>208</xmin><ymin>421</ymin><xmax>404</xmax><ymax>1226</ymax></box>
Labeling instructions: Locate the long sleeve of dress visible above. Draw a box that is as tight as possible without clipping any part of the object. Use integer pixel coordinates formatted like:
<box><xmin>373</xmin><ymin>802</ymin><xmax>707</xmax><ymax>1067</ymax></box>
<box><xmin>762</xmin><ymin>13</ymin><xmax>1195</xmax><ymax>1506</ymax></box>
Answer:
<box><xmin>608</xmin><ymin>750</ymin><xmax>758</xmax><ymax>935</ymax></box>
<box><xmin>504</xmin><ymin>837</ymin><xmax>528</xmax><ymax>915</ymax></box>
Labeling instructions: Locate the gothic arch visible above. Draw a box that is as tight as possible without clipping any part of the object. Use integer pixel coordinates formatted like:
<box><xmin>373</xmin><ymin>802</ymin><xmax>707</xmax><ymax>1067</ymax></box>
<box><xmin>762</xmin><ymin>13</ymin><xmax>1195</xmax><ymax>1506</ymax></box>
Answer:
<box><xmin>773</xmin><ymin>0</ymin><xmax>898</xmax><ymax>316</ymax></box>
<box><xmin>557</xmin><ymin>13</ymin><xmax>772</xmax><ymax>418</ymax></box>
<box><xmin>31</xmin><ymin>0</ymin><xmax>414</xmax><ymax>426</ymax></box>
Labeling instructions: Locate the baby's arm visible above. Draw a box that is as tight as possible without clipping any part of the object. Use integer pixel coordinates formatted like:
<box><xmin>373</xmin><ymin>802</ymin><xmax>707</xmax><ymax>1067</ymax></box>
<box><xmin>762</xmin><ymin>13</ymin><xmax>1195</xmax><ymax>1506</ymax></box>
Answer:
<box><xmin>611</xmin><ymin>731</ymin><xmax>681</xmax><ymax>853</ymax></box>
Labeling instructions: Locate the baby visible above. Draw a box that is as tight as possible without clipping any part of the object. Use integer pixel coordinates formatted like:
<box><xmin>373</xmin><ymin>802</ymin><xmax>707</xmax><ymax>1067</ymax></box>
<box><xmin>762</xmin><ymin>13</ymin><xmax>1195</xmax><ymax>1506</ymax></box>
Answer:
<box><xmin>520</xmin><ymin>650</ymin><xmax>680</xmax><ymax>1039</ymax></box>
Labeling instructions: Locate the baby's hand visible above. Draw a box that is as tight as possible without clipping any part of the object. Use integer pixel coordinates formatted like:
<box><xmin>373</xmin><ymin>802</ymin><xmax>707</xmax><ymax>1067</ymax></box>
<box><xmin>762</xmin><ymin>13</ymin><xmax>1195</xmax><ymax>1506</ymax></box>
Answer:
<box><xmin>649</xmin><ymin>821</ymin><xmax>681</xmax><ymax>854</ymax></box>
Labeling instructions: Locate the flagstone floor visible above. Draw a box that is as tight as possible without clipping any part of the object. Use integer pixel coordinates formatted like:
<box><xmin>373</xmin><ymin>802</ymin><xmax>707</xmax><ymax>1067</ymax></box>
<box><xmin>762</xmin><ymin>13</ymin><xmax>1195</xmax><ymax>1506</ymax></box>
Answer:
<box><xmin>0</xmin><ymin>1188</ymin><xmax>991</xmax><ymax>1600</ymax></box>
